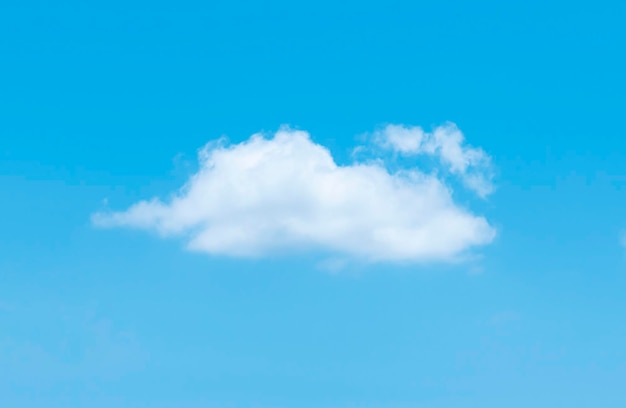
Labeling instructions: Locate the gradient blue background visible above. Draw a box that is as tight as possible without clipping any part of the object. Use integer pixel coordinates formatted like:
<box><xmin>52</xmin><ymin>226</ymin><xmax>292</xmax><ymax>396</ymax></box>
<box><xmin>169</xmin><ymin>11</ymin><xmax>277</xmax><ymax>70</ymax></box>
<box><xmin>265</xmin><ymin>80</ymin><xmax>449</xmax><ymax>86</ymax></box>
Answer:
<box><xmin>1</xmin><ymin>0</ymin><xmax>625</xmax><ymax>406</ymax></box>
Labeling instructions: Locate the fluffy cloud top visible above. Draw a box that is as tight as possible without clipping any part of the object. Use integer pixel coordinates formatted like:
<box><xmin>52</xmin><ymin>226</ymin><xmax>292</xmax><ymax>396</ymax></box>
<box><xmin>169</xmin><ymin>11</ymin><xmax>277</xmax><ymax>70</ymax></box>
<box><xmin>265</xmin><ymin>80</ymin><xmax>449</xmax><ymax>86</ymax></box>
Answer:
<box><xmin>93</xmin><ymin>125</ymin><xmax>496</xmax><ymax>262</ymax></box>
<box><xmin>376</xmin><ymin>123</ymin><xmax>494</xmax><ymax>197</ymax></box>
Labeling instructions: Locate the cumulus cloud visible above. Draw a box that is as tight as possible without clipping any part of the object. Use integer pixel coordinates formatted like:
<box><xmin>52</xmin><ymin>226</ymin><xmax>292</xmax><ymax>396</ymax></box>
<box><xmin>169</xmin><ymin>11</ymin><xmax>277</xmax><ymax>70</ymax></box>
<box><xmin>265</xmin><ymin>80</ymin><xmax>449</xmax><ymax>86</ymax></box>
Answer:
<box><xmin>375</xmin><ymin>122</ymin><xmax>494</xmax><ymax>197</ymax></box>
<box><xmin>93</xmin><ymin>125</ymin><xmax>496</xmax><ymax>262</ymax></box>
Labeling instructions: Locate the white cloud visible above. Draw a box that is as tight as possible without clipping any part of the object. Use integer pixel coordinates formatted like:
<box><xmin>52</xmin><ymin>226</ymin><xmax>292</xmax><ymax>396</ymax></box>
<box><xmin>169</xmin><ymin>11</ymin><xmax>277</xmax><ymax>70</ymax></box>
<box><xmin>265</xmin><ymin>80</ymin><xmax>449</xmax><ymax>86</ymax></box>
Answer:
<box><xmin>93</xmin><ymin>125</ymin><xmax>496</xmax><ymax>262</ymax></box>
<box><xmin>375</xmin><ymin>122</ymin><xmax>494</xmax><ymax>197</ymax></box>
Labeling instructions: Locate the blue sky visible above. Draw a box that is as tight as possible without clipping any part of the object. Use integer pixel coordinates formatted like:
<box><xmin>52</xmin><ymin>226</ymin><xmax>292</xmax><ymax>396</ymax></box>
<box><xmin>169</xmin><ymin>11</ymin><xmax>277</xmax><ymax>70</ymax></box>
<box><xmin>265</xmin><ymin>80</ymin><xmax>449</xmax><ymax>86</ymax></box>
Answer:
<box><xmin>1</xmin><ymin>0</ymin><xmax>626</xmax><ymax>406</ymax></box>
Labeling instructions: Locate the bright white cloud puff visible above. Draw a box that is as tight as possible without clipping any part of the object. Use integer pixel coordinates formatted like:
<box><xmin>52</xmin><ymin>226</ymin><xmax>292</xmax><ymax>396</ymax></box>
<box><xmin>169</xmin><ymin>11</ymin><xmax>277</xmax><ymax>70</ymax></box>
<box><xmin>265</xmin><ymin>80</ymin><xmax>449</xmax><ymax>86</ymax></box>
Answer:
<box><xmin>93</xmin><ymin>124</ymin><xmax>496</xmax><ymax>262</ymax></box>
<box><xmin>375</xmin><ymin>122</ymin><xmax>494</xmax><ymax>197</ymax></box>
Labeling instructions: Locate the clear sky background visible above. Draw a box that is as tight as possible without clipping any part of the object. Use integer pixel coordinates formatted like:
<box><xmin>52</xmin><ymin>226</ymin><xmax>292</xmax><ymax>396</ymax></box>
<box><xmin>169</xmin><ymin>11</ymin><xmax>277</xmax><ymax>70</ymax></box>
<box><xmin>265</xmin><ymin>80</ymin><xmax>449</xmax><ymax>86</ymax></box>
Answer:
<box><xmin>1</xmin><ymin>0</ymin><xmax>626</xmax><ymax>407</ymax></box>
